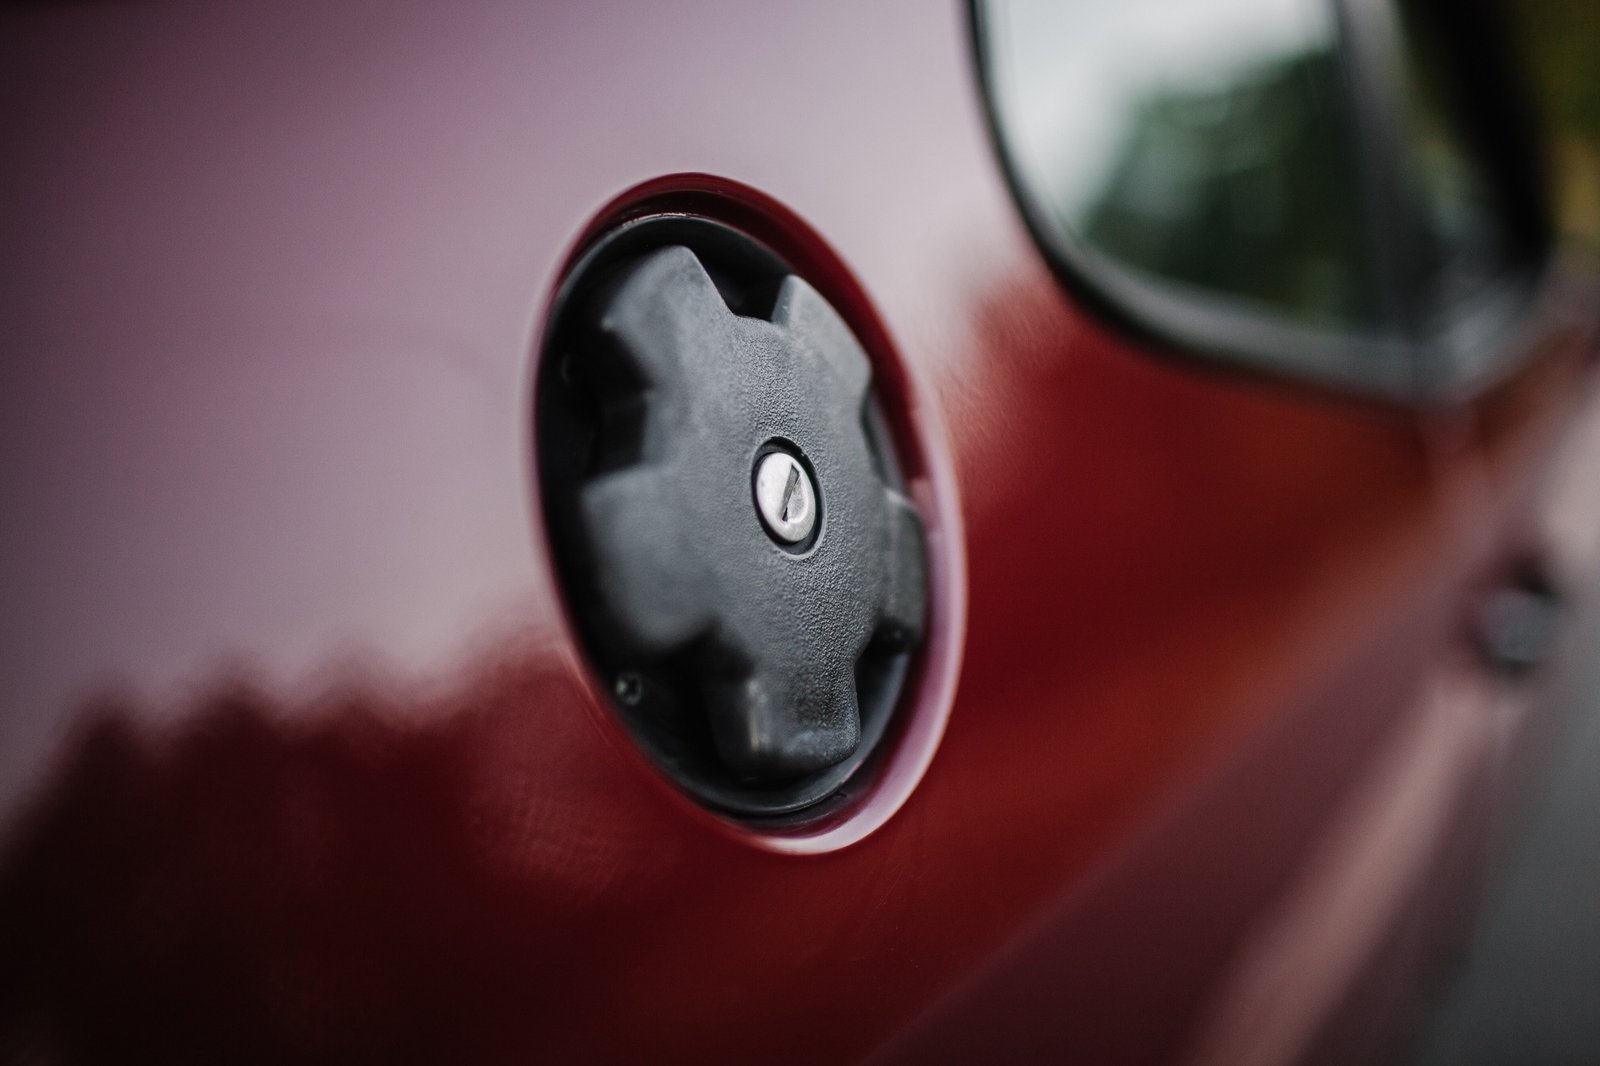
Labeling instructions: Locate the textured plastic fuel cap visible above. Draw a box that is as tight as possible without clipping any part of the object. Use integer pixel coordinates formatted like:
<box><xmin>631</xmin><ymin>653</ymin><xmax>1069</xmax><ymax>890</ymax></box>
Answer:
<box><xmin>538</xmin><ymin>217</ymin><xmax>927</xmax><ymax>817</ymax></box>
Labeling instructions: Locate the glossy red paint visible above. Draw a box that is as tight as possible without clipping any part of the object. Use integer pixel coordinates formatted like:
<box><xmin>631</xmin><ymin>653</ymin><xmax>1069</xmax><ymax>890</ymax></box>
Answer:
<box><xmin>1</xmin><ymin>3</ymin><xmax>1596</xmax><ymax>1064</ymax></box>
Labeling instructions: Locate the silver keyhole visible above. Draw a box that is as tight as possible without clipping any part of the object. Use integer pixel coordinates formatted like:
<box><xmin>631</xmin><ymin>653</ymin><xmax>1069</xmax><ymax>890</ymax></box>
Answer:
<box><xmin>753</xmin><ymin>450</ymin><xmax>817</xmax><ymax>544</ymax></box>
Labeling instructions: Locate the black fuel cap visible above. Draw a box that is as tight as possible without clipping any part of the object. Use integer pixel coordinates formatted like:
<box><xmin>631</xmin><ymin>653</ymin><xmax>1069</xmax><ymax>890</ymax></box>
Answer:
<box><xmin>537</xmin><ymin>216</ymin><xmax>927</xmax><ymax>817</ymax></box>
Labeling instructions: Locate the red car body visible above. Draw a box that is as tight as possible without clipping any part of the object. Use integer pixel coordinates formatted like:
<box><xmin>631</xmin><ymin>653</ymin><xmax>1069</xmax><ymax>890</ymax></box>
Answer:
<box><xmin>2</xmin><ymin>2</ymin><xmax>1597</xmax><ymax>1063</ymax></box>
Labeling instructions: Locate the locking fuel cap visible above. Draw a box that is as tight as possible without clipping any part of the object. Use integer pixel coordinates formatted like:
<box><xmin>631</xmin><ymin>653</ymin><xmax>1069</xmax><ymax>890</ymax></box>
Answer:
<box><xmin>536</xmin><ymin>215</ymin><xmax>928</xmax><ymax>818</ymax></box>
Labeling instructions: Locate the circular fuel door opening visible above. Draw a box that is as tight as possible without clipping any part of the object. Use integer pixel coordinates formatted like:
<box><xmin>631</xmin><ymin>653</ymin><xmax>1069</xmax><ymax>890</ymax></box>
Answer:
<box><xmin>535</xmin><ymin>213</ymin><xmax>929</xmax><ymax>820</ymax></box>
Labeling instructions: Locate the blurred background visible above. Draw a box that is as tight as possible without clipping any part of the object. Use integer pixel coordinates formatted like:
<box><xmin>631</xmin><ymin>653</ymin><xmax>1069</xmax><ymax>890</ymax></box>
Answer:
<box><xmin>1412</xmin><ymin>2</ymin><xmax>1600</xmax><ymax>1059</ymax></box>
